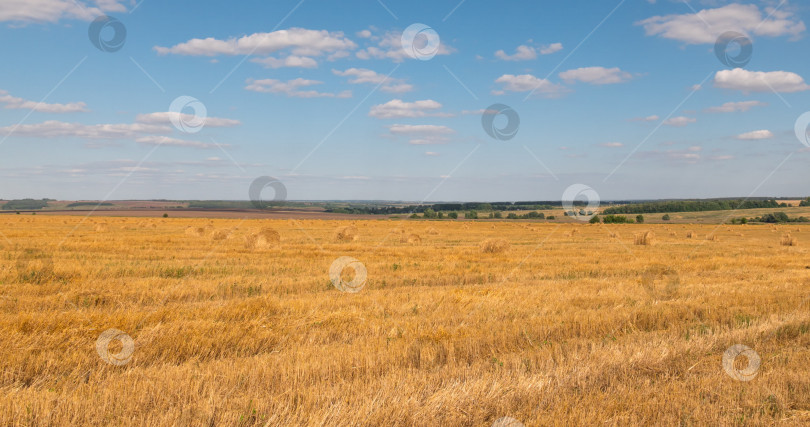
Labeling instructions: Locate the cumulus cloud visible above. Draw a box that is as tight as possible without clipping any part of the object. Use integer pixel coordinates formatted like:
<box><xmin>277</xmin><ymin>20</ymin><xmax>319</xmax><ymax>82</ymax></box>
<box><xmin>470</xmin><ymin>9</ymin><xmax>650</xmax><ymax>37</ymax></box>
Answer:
<box><xmin>388</xmin><ymin>124</ymin><xmax>455</xmax><ymax>145</ymax></box>
<box><xmin>250</xmin><ymin>55</ymin><xmax>318</xmax><ymax>69</ymax></box>
<box><xmin>600</xmin><ymin>142</ymin><xmax>624</xmax><ymax>148</ymax></box>
<box><xmin>155</xmin><ymin>28</ymin><xmax>356</xmax><ymax>57</ymax></box>
<box><xmin>637</xmin><ymin>3</ymin><xmax>805</xmax><ymax>44</ymax></box>
<box><xmin>539</xmin><ymin>43</ymin><xmax>563</xmax><ymax>55</ymax></box>
<box><xmin>135</xmin><ymin>112</ymin><xmax>240</xmax><ymax>128</ymax></box>
<box><xmin>0</xmin><ymin>90</ymin><xmax>88</xmax><ymax>113</ymax></box>
<box><xmin>355</xmin><ymin>29</ymin><xmax>453</xmax><ymax>62</ymax></box>
<box><xmin>332</xmin><ymin>68</ymin><xmax>413</xmax><ymax>93</ymax></box>
<box><xmin>704</xmin><ymin>100</ymin><xmax>767</xmax><ymax>113</ymax></box>
<box><xmin>631</xmin><ymin>115</ymin><xmax>660</xmax><ymax>122</ymax></box>
<box><xmin>714</xmin><ymin>69</ymin><xmax>810</xmax><ymax>93</ymax></box>
<box><xmin>492</xmin><ymin>74</ymin><xmax>567</xmax><ymax>97</ymax></box>
<box><xmin>244</xmin><ymin>78</ymin><xmax>352</xmax><ymax>98</ymax></box>
<box><xmin>154</xmin><ymin>28</ymin><xmax>356</xmax><ymax>69</ymax></box>
<box><xmin>134</xmin><ymin>136</ymin><xmax>226</xmax><ymax>149</ymax></box>
<box><xmin>0</xmin><ymin>120</ymin><xmax>170</xmax><ymax>139</ymax></box>
<box><xmin>736</xmin><ymin>129</ymin><xmax>773</xmax><ymax>140</ymax></box>
<box><xmin>663</xmin><ymin>116</ymin><xmax>696</xmax><ymax>127</ymax></box>
<box><xmin>495</xmin><ymin>45</ymin><xmax>537</xmax><ymax>61</ymax></box>
<box><xmin>559</xmin><ymin>67</ymin><xmax>633</xmax><ymax>85</ymax></box>
<box><xmin>368</xmin><ymin>99</ymin><xmax>451</xmax><ymax>119</ymax></box>
<box><xmin>0</xmin><ymin>0</ymin><xmax>126</xmax><ymax>23</ymax></box>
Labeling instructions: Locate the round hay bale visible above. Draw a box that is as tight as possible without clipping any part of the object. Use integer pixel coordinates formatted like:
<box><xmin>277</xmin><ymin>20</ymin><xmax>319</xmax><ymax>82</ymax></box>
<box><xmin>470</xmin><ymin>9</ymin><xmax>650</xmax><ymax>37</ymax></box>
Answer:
<box><xmin>634</xmin><ymin>231</ymin><xmax>654</xmax><ymax>246</ymax></box>
<box><xmin>480</xmin><ymin>238</ymin><xmax>510</xmax><ymax>254</ymax></box>
<box><xmin>185</xmin><ymin>226</ymin><xmax>205</xmax><ymax>237</ymax></box>
<box><xmin>211</xmin><ymin>229</ymin><xmax>231</xmax><ymax>241</ymax></box>
<box><xmin>401</xmin><ymin>233</ymin><xmax>422</xmax><ymax>244</ymax></box>
<box><xmin>781</xmin><ymin>233</ymin><xmax>798</xmax><ymax>246</ymax></box>
<box><xmin>245</xmin><ymin>228</ymin><xmax>280</xmax><ymax>249</ymax></box>
<box><xmin>426</xmin><ymin>227</ymin><xmax>439</xmax><ymax>235</ymax></box>
<box><xmin>334</xmin><ymin>226</ymin><xmax>359</xmax><ymax>242</ymax></box>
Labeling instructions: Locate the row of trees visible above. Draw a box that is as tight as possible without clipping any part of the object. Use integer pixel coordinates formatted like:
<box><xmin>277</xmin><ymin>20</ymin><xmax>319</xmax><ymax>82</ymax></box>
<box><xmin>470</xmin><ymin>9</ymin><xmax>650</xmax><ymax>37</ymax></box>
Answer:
<box><xmin>603</xmin><ymin>199</ymin><xmax>782</xmax><ymax>214</ymax></box>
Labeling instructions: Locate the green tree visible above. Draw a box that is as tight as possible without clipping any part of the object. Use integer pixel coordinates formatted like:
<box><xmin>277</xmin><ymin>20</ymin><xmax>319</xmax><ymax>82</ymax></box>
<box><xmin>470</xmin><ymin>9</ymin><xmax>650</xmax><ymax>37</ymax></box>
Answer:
<box><xmin>589</xmin><ymin>215</ymin><xmax>601</xmax><ymax>224</ymax></box>
<box><xmin>448</xmin><ymin>212</ymin><xmax>458</xmax><ymax>219</ymax></box>
<box><xmin>662</xmin><ymin>214</ymin><xmax>670</xmax><ymax>221</ymax></box>
<box><xmin>636</xmin><ymin>215</ymin><xmax>645</xmax><ymax>223</ymax></box>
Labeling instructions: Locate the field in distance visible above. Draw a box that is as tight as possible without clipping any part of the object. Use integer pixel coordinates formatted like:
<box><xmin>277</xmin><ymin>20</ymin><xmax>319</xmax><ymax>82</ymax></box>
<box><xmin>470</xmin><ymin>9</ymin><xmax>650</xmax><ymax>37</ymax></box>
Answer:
<box><xmin>2</xmin><ymin>215</ymin><xmax>809</xmax><ymax>425</ymax></box>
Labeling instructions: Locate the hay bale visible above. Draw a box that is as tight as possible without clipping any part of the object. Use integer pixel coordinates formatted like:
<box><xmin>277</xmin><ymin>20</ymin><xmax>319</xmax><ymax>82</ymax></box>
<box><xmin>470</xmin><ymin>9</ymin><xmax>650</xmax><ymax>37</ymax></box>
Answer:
<box><xmin>401</xmin><ymin>233</ymin><xmax>422</xmax><ymax>244</ymax></box>
<box><xmin>706</xmin><ymin>234</ymin><xmax>719</xmax><ymax>242</ymax></box>
<box><xmin>334</xmin><ymin>226</ymin><xmax>359</xmax><ymax>242</ymax></box>
<box><xmin>480</xmin><ymin>238</ymin><xmax>510</xmax><ymax>254</ymax></box>
<box><xmin>634</xmin><ymin>231</ymin><xmax>654</xmax><ymax>246</ymax></box>
<box><xmin>211</xmin><ymin>229</ymin><xmax>231</xmax><ymax>241</ymax></box>
<box><xmin>609</xmin><ymin>231</ymin><xmax>620</xmax><ymax>238</ymax></box>
<box><xmin>686</xmin><ymin>231</ymin><xmax>695</xmax><ymax>239</ymax></box>
<box><xmin>781</xmin><ymin>233</ymin><xmax>799</xmax><ymax>247</ymax></box>
<box><xmin>426</xmin><ymin>227</ymin><xmax>439</xmax><ymax>235</ymax></box>
<box><xmin>245</xmin><ymin>228</ymin><xmax>280</xmax><ymax>249</ymax></box>
<box><xmin>185</xmin><ymin>226</ymin><xmax>205</xmax><ymax>237</ymax></box>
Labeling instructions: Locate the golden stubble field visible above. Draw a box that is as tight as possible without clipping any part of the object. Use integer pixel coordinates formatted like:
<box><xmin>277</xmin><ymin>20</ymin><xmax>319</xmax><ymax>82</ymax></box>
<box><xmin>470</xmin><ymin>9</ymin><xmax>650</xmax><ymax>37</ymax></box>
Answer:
<box><xmin>1</xmin><ymin>215</ymin><xmax>809</xmax><ymax>426</ymax></box>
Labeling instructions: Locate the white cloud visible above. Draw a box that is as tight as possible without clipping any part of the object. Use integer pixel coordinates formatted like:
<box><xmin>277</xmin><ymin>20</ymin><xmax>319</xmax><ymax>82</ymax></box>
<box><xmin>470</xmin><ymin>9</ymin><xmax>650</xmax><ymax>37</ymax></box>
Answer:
<box><xmin>736</xmin><ymin>129</ymin><xmax>773</xmax><ymax>140</ymax></box>
<box><xmin>631</xmin><ymin>115</ymin><xmax>660</xmax><ymax>122</ymax></box>
<box><xmin>355</xmin><ymin>29</ymin><xmax>453</xmax><ymax>62</ymax></box>
<box><xmin>637</xmin><ymin>4</ymin><xmax>805</xmax><ymax>44</ymax></box>
<box><xmin>357</xmin><ymin>30</ymin><xmax>372</xmax><ymax>38</ymax></box>
<box><xmin>425</xmin><ymin>151</ymin><xmax>439</xmax><ymax>156</ymax></box>
<box><xmin>0</xmin><ymin>0</ymin><xmax>126</xmax><ymax>23</ymax></box>
<box><xmin>714</xmin><ymin>69</ymin><xmax>810</xmax><ymax>93</ymax></box>
<box><xmin>332</xmin><ymin>68</ymin><xmax>413</xmax><ymax>93</ymax></box>
<box><xmin>388</xmin><ymin>124</ymin><xmax>455</xmax><ymax>145</ymax></box>
<box><xmin>495</xmin><ymin>45</ymin><xmax>537</xmax><ymax>61</ymax></box>
<box><xmin>250</xmin><ymin>55</ymin><xmax>318</xmax><ymax>69</ymax></box>
<box><xmin>0</xmin><ymin>90</ymin><xmax>88</xmax><ymax>113</ymax></box>
<box><xmin>135</xmin><ymin>112</ymin><xmax>241</xmax><ymax>127</ymax></box>
<box><xmin>0</xmin><ymin>120</ymin><xmax>170</xmax><ymax>139</ymax></box>
<box><xmin>704</xmin><ymin>100</ymin><xmax>767</xmax><ymax>113</ymax></box>
<box><xmin>369</xmin><ymin>99</ymin><xmax>450</xmax><ymax>119</ymax></box>
<box><xmin>134</xmin><ymin>136</ymin><xmax>226</xmax><ymax>149</ymax></box>
<box><xmin>663</xmin><ymin>116</ymin><xmax>696</xmax><ymax>127</ymax></box>
<box><xmin>600</xmin><ymin>142</ymin><xmax>624</xmax><ymax>148</ymax></box>
<box><xmin>245</xmin><ymin>78</ymin><xmax>352</xmax><ymax>98</ymax></box>
<box><xmin>559</xmin><ymin>67</ymin><xmax>633</xmax><ymax>85</ymax></box>
<box><xmin>154</xmin><ymin>28</ymin><xmax>356</xmax><ymax>70</ymax></box>
<box><xmin>539</xmin><ymin>43</ymin><xmax>563</xmax><ymax>55</ymax></box>
<box><xmin>493</xmin><ymin>74</ymin><xmax>567</xmax><ymax>97</ymax></box>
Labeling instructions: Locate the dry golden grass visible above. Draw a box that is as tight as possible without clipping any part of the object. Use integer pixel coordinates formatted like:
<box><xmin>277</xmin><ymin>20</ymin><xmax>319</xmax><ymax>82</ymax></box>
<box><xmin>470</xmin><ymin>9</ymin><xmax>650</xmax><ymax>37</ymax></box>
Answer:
<box><xmin>1</xmin><ymin>217</ymin><xmax>809</xmax><ymax>425</ymax></box>
<box><xmin>401</xmin><ymin>233</ymin><xmax>422</xmax><ymax>245</ymax></box>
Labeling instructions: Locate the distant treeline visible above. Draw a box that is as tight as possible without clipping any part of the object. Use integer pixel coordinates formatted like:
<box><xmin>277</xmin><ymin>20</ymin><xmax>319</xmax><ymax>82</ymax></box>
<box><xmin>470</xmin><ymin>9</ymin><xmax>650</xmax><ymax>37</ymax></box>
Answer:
<box><xmin>326</xmin><ymin>202</ymin><xmax>566</xmax><ymax>215</ymax></box>
<box><xmin>1</xmin><ymin>199</ymin><xmax>51</xmax><ymax>210</ymax></box>
<box><xmin>66</xmin><ymin>202</ymin><xmax>114</xmax><ymax>208</ymax></box>
<box><xmin>602</xmin><ymin>199</ymin><xmax>782</xmax><ymax>215</ymax></box>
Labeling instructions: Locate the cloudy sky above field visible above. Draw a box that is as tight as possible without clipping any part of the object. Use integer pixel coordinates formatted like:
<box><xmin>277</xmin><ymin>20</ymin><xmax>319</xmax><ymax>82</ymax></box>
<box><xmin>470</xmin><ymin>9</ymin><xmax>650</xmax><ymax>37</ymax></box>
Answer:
<box><xmin>0</xmin><ymin>0</ymin><xmax>808</xmax><ymax>201</ymax></box>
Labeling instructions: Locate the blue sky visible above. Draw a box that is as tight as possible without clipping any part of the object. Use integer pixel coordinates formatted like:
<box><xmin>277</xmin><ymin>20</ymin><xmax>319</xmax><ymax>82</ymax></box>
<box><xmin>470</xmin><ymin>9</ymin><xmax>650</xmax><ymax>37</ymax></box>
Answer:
<box><xmin>0</xmin><ymin>0</ymin><xmax>808</xmax><ymax>202</ymax></box>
